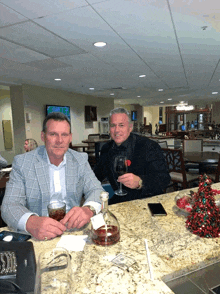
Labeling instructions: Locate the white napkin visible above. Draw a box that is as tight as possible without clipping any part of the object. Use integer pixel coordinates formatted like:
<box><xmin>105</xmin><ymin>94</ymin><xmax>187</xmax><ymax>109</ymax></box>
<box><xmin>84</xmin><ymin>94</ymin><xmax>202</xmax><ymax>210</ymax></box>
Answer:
<box><xmin>56</xmin><ymin>235</ymin><xmax>88</xmax><ymax>251</ymax></box>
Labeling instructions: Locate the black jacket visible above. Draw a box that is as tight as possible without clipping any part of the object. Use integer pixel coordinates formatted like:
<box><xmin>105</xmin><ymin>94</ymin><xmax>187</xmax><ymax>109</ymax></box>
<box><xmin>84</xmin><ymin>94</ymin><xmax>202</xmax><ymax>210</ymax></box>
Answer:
<box><xmin>94</xmin><ymin>133</ymin><xmax>171</xmax><ymax>204</ymax></box>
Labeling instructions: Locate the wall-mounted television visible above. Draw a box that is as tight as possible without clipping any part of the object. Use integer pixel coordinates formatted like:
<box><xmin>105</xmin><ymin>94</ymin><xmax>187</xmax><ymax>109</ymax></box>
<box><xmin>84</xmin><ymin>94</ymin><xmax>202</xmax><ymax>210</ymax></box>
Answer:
<box><xmin>131</xmin><ymin>111</ymin><xmax>137</xmax><ymax>121</ymax></box>
<box><xmin>46</xmin><ymin>105</ymin><xmax>71</xmax><ymax>121</ymax></box>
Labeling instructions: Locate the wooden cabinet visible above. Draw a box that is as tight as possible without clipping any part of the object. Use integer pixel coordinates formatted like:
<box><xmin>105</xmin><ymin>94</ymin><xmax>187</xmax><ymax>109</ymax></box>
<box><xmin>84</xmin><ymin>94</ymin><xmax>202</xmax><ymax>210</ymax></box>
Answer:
<box><xmin>85</xmin><ymin>106</ymin><xmax>97</xmax><ymax>122</ymax></box>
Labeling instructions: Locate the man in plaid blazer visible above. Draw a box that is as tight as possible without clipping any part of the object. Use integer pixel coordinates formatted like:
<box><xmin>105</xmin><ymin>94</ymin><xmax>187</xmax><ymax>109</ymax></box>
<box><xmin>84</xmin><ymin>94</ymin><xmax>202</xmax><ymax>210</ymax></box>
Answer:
<box><xmin>2</xmin><ymin>113</ymin><xmax>103</xmax><ymax>240</ymax></box>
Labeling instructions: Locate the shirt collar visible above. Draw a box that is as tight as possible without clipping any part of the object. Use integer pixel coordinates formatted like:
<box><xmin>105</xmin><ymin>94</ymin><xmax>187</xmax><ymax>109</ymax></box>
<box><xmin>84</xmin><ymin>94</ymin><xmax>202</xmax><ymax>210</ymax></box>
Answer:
<box><xmin>46</xmin><ymin>151</ymin><xmax>66</xmax><ymax>169</ymax></box>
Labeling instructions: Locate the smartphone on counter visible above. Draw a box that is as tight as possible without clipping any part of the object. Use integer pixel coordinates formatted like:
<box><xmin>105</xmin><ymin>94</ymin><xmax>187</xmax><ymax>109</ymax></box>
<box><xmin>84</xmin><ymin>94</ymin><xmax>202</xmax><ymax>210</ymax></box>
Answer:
<box><xmin>0</xmin><ymin>230</ymin><xmax>31</xmax><ymax>242</ymax></box>
<box><xmin>148</xmin><ymin>203</ymin><xmax>167</xmax><ymax>216</ymax></box>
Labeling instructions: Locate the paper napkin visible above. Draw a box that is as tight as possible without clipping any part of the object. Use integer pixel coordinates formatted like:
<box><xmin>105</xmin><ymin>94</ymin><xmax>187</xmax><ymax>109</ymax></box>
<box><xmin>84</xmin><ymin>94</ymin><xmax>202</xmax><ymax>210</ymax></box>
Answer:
<box><xmin>56</xmin><ymin>235</ymin><xmax>88</xmax><ymax>251</ymax></box>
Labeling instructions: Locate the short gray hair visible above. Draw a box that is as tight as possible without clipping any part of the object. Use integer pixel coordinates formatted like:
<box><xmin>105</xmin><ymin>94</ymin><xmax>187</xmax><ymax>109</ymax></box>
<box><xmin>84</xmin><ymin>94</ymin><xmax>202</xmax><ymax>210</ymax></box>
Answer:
<box><xmin>109</xmin><ymin>107</ymin><xmax>131</xmax><ymax>123</ymax></box>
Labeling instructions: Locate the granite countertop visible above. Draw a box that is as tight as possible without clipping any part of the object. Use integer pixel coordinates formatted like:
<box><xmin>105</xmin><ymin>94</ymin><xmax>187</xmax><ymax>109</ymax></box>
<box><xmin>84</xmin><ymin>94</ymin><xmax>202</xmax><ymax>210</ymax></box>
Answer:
<box><xmin>3</xmin><ymin>183</ymin><xmax>220</xmax><ymax>294</ymax></box>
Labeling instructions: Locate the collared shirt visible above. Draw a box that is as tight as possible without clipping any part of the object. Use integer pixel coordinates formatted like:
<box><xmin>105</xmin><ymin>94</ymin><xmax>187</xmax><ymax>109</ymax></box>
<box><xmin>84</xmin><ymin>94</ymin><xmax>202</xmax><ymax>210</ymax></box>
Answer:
<box><xmin>47</xmin><ymin>152</ymin><xmax>68</xmax><ymax>208</ymax></box>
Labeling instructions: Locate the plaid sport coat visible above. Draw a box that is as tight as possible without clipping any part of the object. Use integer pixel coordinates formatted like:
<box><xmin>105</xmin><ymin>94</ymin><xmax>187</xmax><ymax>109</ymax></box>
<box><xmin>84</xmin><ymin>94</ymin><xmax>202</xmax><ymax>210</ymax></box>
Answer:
<box><xmin>1</xmin><ymin>146</ymin><xmax>103</xmax><ymax>230</ymax></box>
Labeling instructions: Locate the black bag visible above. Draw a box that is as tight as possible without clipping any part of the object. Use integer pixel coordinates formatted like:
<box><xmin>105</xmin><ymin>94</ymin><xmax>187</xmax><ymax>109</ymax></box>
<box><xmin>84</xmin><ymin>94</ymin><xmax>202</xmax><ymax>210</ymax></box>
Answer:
<box><xmin>0</xmin><ymin>241</ymin><xmax>36</xmax><ymax>293</ymax></box>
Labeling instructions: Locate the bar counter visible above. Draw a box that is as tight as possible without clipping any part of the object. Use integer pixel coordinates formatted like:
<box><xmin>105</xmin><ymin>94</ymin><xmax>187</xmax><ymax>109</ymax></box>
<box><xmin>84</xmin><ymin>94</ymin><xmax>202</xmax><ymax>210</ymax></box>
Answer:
<box><xmin>3</xmin><ymin>183</ymin><xmax>220</xmax><ymax>293</ymax></box>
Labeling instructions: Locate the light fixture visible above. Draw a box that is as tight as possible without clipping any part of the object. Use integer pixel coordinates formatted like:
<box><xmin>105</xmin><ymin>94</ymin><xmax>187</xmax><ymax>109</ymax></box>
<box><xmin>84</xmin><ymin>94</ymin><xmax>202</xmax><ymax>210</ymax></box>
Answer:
<box><xmin>110</xmin><ymin>93</ymin><xmax>114</xmax><ymax>96</ymax></box>
<box><xmin>137</xmin><ymin>96</ymin><xmax>141</xmax><ymax>98</ymax></box>
<box><xmin>54</xmin><ymin>78</ymin><xmax>61</xmax><ymax>81</ymax></box>
<box><xmin>167</xmin><ymin>98</ymin><xmax>172</xmax><ymax>100</ymax></box>
<box><xmin>89</xmin><ymin>88</ymin><xmax>95</xmax><ymax>90</ymax></box>
<box><xmin>212</xmin><ymin>91</ymin><xmax>218</xmax><ymax>94</ymax></box>
<box><xmin>160</xmin><ymin>101</ymin><xmax>164</xmax><ymax>103</ymax></box>
<box><xmin>139</xmin><ymin>74</ymin><xmax>146</xmax><ymax>78</ymax></box>
<box><xmin>158</xmin><ymin>89</ymin><xmax>164</xmax><ymax>92</ymax></box>
<box><xmin>94</xmin><ymin>42</ymin><xmax>106</xmax><ymax>47</ymax></box>
<box><xmin>176</xmin><ymin>105</ymin><xmax>194</xmax><ymax>111</ymax></box>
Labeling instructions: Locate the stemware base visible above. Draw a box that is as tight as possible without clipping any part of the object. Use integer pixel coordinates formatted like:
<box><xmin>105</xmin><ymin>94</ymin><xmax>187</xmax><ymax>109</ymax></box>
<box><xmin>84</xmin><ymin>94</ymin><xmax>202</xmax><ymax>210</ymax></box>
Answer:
<box><xmin>114</xmin><ymin>189</ymin><xmax>127</xmax><ymax>196</ymax></box>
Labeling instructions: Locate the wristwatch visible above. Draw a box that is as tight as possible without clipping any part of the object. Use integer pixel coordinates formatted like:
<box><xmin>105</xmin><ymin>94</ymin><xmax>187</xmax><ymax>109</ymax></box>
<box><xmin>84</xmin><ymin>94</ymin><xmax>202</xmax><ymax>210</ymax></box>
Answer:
<box><xmin>137</xmin><ymin>178</ymin><xmax>143</xmax><ymax>190</ymax></box>
<box><xmin>84</xmin><ymin>205</ymin><xmax>96</xmax><ymax>216</ymax></box>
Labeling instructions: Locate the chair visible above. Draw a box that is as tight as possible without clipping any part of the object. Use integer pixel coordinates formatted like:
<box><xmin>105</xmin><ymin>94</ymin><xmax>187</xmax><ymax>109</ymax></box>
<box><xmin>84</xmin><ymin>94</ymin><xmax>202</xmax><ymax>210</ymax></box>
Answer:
<box><xmin>162</xmin><ymin>148</ymin><xmax>199</xmax><ymax>190</ymax></box>
<box><xmin>203</xmin><ymin>155</ymin><xmax>220</xmax><ymax>183</ymax></box>
<box><xmin>158</xmin><ymin>141</ymin><xmax>168</xmax><ymax>148</ymax></box>
<box><xmin>95</xmin><ymin>141</ymin><xmax>107</xmax><ymax>164</ymax></box>
<box><xmin>183</xmin><ymin>139</ymin><xmax>203</xmax><ymax>172</ymax></box>
<box><xmin>100</xmin><ymin>134</ymin><xmax>110</xmax><ymax>139</ymax></box>
<box><xmin>87</xmin><ymin>134</ymin><xmax>100</xmax><ymax>152</ymax></box>
<box><xmin>183</xmin><ymin>139</ymin><xmax>203</xmax><ymax>153</ymax></box>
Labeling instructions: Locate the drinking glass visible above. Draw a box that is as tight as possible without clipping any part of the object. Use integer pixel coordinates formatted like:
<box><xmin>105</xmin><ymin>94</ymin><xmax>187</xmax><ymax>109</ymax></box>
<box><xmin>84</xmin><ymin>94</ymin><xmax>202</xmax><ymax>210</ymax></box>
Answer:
<box><xmin>47</xmin><ymin>201</ymin><xmax>66</xmax><ymax>221</ymax></box>
<box><xmin>34</xmin><ymin>247</ymin><xmax>73</xmax><ymax>294</ymax></box>
<box><xmin>114</xmin><ymin>155</ymin><xmax>127</xmax><ymax>196</ymax></box>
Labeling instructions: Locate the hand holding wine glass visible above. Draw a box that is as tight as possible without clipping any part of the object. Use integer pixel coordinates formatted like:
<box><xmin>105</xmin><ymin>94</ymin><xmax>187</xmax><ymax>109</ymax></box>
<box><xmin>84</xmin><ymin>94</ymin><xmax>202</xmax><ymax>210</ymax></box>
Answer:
<box><xmin>114</xmin><ymin>155</ymin><xmax>128</xmax><ymax>196</ymax></box>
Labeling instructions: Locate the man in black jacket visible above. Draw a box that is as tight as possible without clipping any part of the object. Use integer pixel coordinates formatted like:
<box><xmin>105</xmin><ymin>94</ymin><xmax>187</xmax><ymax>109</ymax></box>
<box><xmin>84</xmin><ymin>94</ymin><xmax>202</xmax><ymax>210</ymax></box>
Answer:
<box><xmin>94</xmin><ymin>107</ymin><xmax>171</xmax><ymax>204</ymax></box>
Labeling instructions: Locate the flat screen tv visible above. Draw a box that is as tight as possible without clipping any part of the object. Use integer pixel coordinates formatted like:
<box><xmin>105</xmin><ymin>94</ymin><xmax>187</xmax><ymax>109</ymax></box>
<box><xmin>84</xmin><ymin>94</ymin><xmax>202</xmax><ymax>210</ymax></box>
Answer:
<box><xmin>46</xmin><ymin>105</ymin><xmax>71</xmax><ymax>121</ymax></box>
<box><xmin>131</xmin><ymin>111</ymin><xmax>137</xmax><ymax>121</ymax></box>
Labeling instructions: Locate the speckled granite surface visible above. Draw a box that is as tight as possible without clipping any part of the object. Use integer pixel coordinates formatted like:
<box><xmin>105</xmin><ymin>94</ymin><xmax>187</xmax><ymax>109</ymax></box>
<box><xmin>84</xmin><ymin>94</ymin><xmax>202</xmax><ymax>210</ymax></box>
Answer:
<box><xmin>3</xmin><ymin>183</ymin><xmax>220</xmax><ymax>294</ymax></box>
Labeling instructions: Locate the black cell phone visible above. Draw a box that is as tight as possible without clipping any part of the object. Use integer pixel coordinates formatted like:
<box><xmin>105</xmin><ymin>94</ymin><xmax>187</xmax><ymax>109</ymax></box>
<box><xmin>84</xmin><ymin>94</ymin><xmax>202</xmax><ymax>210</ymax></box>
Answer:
<box><xmin>0</xmin><ymin>230</ymin><xmax>31</xmax><ymax>242</ymax></box>
<box><xmin>148</xmin><ymin>203</ymin><xmax>167</xmax><ymax>216</ymax></box>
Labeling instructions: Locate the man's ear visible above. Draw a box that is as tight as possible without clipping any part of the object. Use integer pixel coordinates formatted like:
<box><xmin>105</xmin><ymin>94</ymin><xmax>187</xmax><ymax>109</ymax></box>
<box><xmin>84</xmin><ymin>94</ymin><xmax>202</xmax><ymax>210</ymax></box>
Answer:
<box><xmin>41</xmin><ymin>131</ymin><xmax>45</xmax><ymax>142</ymax></box>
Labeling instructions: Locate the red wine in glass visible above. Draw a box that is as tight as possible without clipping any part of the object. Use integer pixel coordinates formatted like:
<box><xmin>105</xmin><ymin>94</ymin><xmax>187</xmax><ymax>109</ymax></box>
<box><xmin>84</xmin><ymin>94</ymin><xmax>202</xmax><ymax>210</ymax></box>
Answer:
<box><xmin>114</xmin><ymin>155</ymin><xmax>127</xmax><ymax>196</ymax></box>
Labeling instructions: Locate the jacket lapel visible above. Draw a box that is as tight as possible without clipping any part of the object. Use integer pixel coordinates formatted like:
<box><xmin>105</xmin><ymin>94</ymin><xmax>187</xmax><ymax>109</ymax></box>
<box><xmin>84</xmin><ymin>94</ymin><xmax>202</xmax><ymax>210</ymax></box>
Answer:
<box><xmin>35</xmin><ymin>147</ymin><xmax>50</xmax><ymax>216</ymax></box>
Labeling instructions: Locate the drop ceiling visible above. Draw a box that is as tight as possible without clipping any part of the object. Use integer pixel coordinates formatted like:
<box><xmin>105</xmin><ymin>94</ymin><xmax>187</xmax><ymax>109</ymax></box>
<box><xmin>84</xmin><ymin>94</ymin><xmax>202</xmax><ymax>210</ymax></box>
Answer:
<box><xmin>0</xmin><ymin>0</ymin><xmax>220</xmax><ymax>107</ymax></box>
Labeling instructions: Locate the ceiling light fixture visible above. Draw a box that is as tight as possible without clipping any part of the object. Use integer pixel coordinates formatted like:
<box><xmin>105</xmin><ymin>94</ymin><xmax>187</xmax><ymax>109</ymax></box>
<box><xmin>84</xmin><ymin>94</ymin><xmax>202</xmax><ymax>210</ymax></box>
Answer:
<box><xmin>137</xmin><ymin>96</ymin><xmax>141</xmax><ymax>98</ymax></box>
<box><xmin>167</xmin><ymin>98</ymin><xmax>172</xmax><ymax>100</ymax></box>
<box><xmin>139</xmin><ymin>75</ymin><xmax>146</xmax><ymax>78</ymax></box>
<box><xmin>158</xmin><ymin>89</ymin><xmax>164</xmax><ymax>92</ymax></box>
<box><xmin>94</xmin><ymin>42</ymin><xmax>106</xmax><ymax>47</ymax></box>
<box><xmin>54</xmin><ymin>78</ymin><xmax>61</xmax><ymax>81</ymax></box>
<box><xmin>176</xmin><ymin>105</ymin><xmax>194</xmax><ymax>111</ymax></box>
<box><xmin>160</xmin><ymin>101</ymin><xmax>164</xmax><ymax>103</ymax></box>
<box><xmin>89</xmin><ymin>88</ymin><xmax>95</xmax><ymax>90</ymax></box>
<box><xmin>212</xmin><ymin>91</ymin><xmax>218</xmax><ymax>94</ymax></box>
<box><xmin>110</xmin><ymin>93</ymin><xmax>114</xmax><ymax>96</ymax></box>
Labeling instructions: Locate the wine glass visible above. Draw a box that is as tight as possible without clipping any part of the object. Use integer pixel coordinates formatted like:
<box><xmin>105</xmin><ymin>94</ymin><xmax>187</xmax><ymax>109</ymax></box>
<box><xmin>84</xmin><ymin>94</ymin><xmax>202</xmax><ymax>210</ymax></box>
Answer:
<box><xmin>34</xmin><ymin>247</ymin><xmax>73</xmax><ymax>294</ymax></box>
<box><xmin>114</xmin><ymin>155</ymin><xmax>127</xmax><ymax>196</ymax></box>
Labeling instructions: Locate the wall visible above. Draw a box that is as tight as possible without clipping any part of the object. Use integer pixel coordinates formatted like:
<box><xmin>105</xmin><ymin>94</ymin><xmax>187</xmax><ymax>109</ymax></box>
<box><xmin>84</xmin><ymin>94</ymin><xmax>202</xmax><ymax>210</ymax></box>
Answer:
<box><xmin>21</xmin><ymin>84</ymin><xmax>114</xmax><ymax>145</ymax></box>
<box><xmin>0</xmin><ymin>94</ymin><xmax>15</xmax><ymax>164</ymax></box>
<box><xmin>143</xmin><ymin>105</ymin><xmax>160</xmax><ymax>134</ymax></box>
<box><xmin>211</xmin><ymin>102</ymin><xmax>220</xmax><ymax>124</ymax></box>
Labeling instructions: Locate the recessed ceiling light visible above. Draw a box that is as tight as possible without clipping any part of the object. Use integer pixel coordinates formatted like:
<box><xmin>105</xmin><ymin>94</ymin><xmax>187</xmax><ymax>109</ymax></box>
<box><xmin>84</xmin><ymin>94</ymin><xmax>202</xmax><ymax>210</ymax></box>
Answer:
<box><xmin>110</xmin><ymin>93</ymin><xmax>114</xmax><ymax>96</ymax></box>
<box><xmin>89</xmin><ymin>88</ymin><xmax>95</xmax><ymax>90</ymax></box>
<box><xmin>167</xmin><ymin>98</ymin><xmax>172</xmax><ymax>100</ymax></box>
<box><xmin>158</xmin><ymin>89</ymin><xmax>164</xmax><ymax>92</ymax></box>
<box><xmin>137</xmin><ymin>96</ymin><xmax>141</xmax><ymax>98</ymax></box>
<box><xmin>54</xmin><ymin>78</ymin><xmax>61</xmax><ymax>81</ymax></box>
<box><xmin>212</xmin><ymin>91</ymin><xmax>218</xmax><ymax>94</ymax></box>
<box><xmin>139</xmin><ymin>74</ymin><xmax>146</xmax><ymax>78</ymax></box>
<box><xmin>94</xmin><ymin>42</ymin><xmax>106</xmax><ymax>47</ymax></box>
<box><xmin>160</xmin><ymin>101</ymin><xmax>164</xmax><ymax>103</ymax></box>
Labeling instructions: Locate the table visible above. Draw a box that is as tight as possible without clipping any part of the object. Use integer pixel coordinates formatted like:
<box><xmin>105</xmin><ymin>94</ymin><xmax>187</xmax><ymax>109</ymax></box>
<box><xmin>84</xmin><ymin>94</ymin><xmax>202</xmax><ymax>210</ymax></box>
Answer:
<box><xmin>82</xmin><ymin>138</ymin><xmax>110</xmax><ymax>144</ymax></box>
<box><xmin>70</xmin><ymin>143</ymin><xmax>89</xmax><ymax>152</ymax></box>
<box><xmin>184</xmin><ymin>151</ymin><xmax>220</xmax><ymax>173</ymax></box>
<box><xmin>3</xmin><ymin>183</ymin><xmax>220</xmax><ymax>293</ymax></box>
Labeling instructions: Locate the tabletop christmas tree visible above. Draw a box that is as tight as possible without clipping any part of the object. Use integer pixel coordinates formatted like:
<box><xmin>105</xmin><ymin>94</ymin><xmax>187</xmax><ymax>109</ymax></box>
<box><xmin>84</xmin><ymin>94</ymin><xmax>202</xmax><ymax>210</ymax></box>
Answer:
<box><xmin>186</xmin><ymin>174</ymin><xmax>220</xmax><ymax>238</ymax></box>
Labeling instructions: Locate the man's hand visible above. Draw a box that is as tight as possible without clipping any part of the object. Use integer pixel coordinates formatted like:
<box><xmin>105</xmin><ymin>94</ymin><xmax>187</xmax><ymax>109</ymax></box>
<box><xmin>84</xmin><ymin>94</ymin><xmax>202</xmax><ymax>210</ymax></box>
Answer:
<box><xmin>26</xmin><ymin>215</ymin><xmax>67</xmax><ymax>241</ymax></box>
<box><xmin>60</xmin><ymin>206</ymin><xmax>94</xmax><ymax>230</ymax></box>
<box><xmin>118</xmin><ymin>173</ymin><xmax>141</xmax><ymax>189</ymax></box>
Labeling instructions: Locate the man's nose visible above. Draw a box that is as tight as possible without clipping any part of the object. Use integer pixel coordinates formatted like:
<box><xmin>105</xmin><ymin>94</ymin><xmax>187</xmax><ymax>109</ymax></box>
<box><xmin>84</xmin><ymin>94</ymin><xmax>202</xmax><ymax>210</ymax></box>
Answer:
<box><xmin>115</xmin><ymin>125</ymin><xmax>120</xmax><ymax>132</ymax></box>
<box><xmin>56</xmin><ymin>135</ymin><xmax>63</xmax><ymax>143</ymax></box>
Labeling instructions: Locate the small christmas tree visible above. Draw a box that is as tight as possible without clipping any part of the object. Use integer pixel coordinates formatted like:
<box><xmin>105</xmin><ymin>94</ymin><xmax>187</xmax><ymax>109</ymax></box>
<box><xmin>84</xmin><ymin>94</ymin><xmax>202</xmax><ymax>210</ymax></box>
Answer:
<box><xmin>186</xmin><ymin>174</ymin><xmax>220</xmax><ymax>238</ymax></box>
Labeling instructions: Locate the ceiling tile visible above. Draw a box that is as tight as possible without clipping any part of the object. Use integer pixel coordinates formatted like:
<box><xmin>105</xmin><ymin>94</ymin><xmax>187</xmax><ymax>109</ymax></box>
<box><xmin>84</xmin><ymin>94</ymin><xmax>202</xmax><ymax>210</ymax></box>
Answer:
<box><xmin>0</xmin><ymin>21</ymin><xmax>86</xmax><ymax>58</ymax></box>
